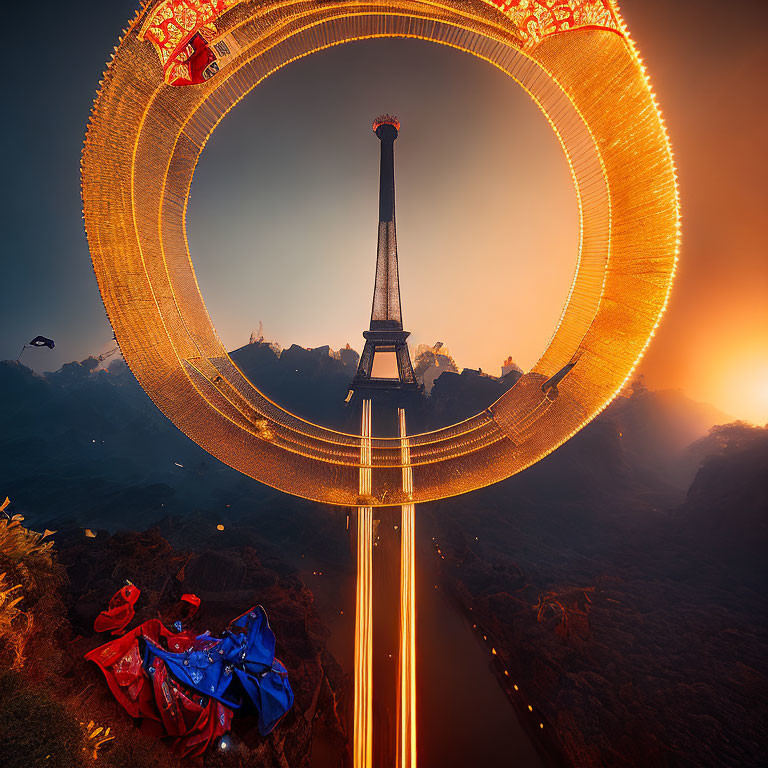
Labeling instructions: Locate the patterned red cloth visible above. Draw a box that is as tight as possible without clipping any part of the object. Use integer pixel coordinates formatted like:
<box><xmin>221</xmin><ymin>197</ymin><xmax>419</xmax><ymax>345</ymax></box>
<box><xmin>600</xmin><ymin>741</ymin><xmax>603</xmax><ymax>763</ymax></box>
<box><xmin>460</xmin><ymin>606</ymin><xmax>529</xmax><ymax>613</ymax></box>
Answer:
<box><xmin>483</xmin><ymin>1</ymin><xmax>620</xmax><ymax>49</ymax></box>
<box><xmin>93</xmin><ymin>585</ymin><xmax>140</xmax><ymax>635</ymax></box>
<box><xmin>139</xmin><ymin>0</ymin><xmax>241</xmax><ymax>85</ymax></box>
<box><xmin>85</xmin><ymin>619</ymin><xmax>231</xmax><ymax>757</ymax></box>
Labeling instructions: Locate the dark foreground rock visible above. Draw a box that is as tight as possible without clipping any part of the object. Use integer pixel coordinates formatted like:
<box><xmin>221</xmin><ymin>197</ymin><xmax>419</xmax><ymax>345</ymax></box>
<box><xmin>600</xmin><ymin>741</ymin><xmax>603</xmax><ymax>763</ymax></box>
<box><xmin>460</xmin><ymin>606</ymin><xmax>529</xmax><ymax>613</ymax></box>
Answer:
<box><xmin>0</xmin><ymin>527</ymin><xmax>348</xmax><ymax>768</ymax></box>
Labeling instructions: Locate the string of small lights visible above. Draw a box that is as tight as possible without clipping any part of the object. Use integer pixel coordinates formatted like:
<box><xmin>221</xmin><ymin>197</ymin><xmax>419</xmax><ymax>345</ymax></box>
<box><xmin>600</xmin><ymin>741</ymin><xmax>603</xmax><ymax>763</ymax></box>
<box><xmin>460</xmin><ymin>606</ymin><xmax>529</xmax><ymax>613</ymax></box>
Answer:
<box><xmin>82</xmin><ymin>0</ymin><xmax>679</xmax><ymax>507</ymax></box>
<box><xmin>353</xmin><ymin>400</ymin><xmax>373</xmax><ymax>768</ymax></box>
<box><xmin>398</xmin><ymin>408</ymin><xmax>416</xmax><ymax>768</ymax></box>
<box><xmin>434</xmin><ymin>535</ymin><xmax>548</xmax><ymax>734</ymax></box>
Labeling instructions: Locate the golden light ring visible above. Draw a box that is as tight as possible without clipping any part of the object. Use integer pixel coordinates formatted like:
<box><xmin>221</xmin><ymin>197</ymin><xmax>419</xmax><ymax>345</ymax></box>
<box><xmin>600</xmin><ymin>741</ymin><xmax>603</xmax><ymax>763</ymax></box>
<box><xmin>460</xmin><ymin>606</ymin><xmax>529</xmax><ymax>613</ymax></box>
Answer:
<box><xmin>82</xmin><ymin>0</ymin><xmax>679</xmax><ymax>506</ymax></box>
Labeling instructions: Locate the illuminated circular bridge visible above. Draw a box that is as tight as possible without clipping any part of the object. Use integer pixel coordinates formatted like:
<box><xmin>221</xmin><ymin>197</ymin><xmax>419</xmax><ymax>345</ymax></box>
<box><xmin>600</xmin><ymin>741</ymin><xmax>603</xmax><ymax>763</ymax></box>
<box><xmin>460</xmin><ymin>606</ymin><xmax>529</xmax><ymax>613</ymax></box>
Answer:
<box><xmin>82</xmin><ymin>3</ymin><xmax>679</xmax><ymax>767</ymax></box>
<box><xmin>82</xmin><ymin>0</ymin><xmax>678</xmax><ymax>505</ymax></box>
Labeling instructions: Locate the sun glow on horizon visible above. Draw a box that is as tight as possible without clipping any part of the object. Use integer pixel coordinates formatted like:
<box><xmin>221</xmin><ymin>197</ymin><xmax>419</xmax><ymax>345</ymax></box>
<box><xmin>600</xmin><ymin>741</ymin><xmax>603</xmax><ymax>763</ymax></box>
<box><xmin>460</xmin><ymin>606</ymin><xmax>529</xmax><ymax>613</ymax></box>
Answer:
<box><xmin>714</xmin><ymin>358</ymin><xmax>768</xmax><ymax>427</ymax></box>
<box><xmin>642</xmin><ymin>331</ymin><xmax>768</xmax><ymax>427</ymax></box>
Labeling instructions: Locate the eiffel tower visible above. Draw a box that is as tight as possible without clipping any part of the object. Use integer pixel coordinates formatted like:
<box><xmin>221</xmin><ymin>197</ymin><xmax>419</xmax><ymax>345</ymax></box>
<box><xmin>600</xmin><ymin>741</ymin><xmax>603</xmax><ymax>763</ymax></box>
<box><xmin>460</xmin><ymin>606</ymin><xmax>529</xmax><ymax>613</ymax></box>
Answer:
<box><xmin>351</xmin><ymin>115</ymin><xmax>419</xmax><ymax>392</ymax></box>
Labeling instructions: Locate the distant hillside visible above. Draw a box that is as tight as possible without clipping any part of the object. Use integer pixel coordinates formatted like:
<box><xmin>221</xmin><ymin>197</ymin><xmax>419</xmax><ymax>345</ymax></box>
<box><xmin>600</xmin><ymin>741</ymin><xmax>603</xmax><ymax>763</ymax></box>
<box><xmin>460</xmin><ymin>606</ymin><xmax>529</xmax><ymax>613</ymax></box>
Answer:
<box><xmin>604</xmin><ymin>379</ymin><xmax>731</xmax><ymax>492</ymax></box>
<box><xmin>428</xmin><ymin>367</ymin><xmax>521</xmax><ymax>424</ymax></box>
<box><xmin>229</xmin><ymin>339</ymin><xmax>522</xmax><ymax>431</ymax></box>
<box><xmin>676</xmin><ymin>423</ymin><xmax>768</xmax><ymax>584</ymax></box>
<box><xmin>230</xmin><ymin>342</ymin><xmax>355</xmax><ymax>430</ymax></box>
<box><xmin>429</xmin><ymin>421</ymin><xmax>767</xmax><ymax>768</ymax></box>
<box><xmin>0</xmin><ymin>358</ymin><xmax>273</xmax><ymax>532</ymax></box>
<box><xmin>0</xmin><ymin>351</ymin><xmax>730</xmax><ymax>532</ymax></box>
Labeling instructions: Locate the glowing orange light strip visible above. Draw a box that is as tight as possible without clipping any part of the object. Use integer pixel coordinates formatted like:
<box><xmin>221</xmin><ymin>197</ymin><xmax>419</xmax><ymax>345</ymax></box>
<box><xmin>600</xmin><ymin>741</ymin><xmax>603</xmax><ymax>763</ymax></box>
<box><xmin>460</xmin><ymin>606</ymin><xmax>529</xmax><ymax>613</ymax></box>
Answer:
<box><xmin>398</xmin><ymin>408</ymin><xmax>417</xmax><ymax>768</ymax></box>
<box><xmin>354</xmin><ymin>399</ymin><xmax>373</xmax><ymax>768</ymax></box>
<box><xmin>86</xmin><ymin>1</ymin><xmax>678</xmax><ymax>507</ymax></box>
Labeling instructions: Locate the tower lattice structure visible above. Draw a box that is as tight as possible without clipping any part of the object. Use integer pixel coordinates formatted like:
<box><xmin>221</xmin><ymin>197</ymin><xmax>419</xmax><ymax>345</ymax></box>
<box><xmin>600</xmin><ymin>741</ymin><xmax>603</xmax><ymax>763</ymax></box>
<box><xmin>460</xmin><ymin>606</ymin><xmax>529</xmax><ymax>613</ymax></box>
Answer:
<box><xmin>351</xmin><ymin>115</ymin><xmax>419</xmax><ymax>392</ymax></box>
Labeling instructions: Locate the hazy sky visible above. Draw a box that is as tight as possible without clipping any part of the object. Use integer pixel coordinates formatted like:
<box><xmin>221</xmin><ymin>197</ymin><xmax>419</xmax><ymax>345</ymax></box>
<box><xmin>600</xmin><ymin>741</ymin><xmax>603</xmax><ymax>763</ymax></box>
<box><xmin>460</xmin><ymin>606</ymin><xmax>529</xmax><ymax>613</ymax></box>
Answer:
<box><xmin>187</xmin><ymin>38</ymin><xmax>577</xmax><ymax>379</ymax></box>
<box><xmin>2</xmin><ymin>0</ymin><xmax>766</xmax><ymax>424</ymax></box>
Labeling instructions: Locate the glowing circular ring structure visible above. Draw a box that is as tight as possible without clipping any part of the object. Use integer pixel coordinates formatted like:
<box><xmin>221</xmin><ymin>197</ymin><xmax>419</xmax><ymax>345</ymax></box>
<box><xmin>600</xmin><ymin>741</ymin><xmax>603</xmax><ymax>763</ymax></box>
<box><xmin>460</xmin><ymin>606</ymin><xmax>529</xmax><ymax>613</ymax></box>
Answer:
<box><xmin>82</xmin><ymin>0</ymin><xmax>679</xmax><ymax>506</ymax></box>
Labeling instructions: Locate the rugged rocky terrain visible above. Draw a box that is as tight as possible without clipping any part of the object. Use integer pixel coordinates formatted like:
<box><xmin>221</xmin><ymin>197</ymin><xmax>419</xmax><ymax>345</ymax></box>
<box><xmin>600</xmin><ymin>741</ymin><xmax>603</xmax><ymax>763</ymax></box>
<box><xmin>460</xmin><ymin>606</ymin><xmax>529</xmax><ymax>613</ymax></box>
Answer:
<box><xmin>0</xmin><ymin>523</ymin><xmax>348</xmax><ymax>767</ymax></box>
<box><xmin>1</xmin><ymin>353</ymin><xmax>765</xmax><ymax>767</ymax></box>
<box><xmin>428</xmin><ymin>419</ymin><xmax>767</xmax><ymax>767</ymax></box>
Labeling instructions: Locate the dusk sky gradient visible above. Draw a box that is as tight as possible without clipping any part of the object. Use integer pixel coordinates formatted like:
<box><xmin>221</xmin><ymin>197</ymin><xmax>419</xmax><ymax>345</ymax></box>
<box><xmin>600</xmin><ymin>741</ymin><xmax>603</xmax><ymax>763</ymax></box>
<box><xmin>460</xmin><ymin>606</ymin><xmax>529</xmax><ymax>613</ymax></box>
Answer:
<box><xmin>2</xmin><ymin>0</ymin><xmax>766</xmax><ymax>424</ymax></box>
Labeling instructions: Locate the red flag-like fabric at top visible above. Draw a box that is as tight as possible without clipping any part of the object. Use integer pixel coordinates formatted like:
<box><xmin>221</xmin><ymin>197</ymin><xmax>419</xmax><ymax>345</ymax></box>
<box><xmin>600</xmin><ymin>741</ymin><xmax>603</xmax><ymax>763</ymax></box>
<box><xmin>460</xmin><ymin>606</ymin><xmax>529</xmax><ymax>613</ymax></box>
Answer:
<box><xmin>181</xmin><ymin>593</ymin><xmax>201</xmax><ymax>614</ymax></box>
<box><xmin>94</xmin><ymin>584</ymin><xmax>141</xmax><ymax>635</ymax></box>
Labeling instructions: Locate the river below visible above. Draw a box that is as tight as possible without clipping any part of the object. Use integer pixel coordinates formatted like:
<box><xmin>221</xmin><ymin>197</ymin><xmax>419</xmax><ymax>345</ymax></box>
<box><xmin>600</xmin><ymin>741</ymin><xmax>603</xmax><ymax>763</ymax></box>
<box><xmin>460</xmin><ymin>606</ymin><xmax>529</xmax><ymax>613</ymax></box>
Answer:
<box><xmin>299</xmin><ymin>512</ymin><xmax>544</xmax><ymax>767</ymax></box>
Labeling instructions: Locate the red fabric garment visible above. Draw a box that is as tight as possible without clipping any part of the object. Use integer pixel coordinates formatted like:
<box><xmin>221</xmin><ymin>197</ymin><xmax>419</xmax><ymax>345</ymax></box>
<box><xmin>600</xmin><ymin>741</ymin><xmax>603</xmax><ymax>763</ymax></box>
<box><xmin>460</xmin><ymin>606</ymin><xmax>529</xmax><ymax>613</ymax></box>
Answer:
<box><xmin>180</xmin><ymin>33</ymin><xmax>217</xmax><ymax>85</ymax></box>
<box><xmin>151</xmin><ymin>658</ymin><xmax>232</xmax><ymax>757</ymax></box>
<box><xmin>85</xmin><ymin>620</ymin><xmax>232</xmax><ymax>757</ymax></box>
<box><xmin>93</xmin><ymin>585</ymin><xmax>141</xmax><ymax>635</ymax></box>
<box><xmin>85</xmin><ymin>619</ymin><xmax>169</xmax><ymax>718</ymax></box>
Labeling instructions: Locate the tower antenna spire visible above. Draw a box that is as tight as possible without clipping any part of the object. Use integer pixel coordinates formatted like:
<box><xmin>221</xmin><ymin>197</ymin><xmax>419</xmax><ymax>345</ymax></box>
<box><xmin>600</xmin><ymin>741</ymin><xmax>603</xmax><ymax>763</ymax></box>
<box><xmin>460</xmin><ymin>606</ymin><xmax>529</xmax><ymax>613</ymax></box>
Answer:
<box><xmin>351</xmin><ymin>115</ymin><xmax>418</xmax><ymax>391</ymax></box>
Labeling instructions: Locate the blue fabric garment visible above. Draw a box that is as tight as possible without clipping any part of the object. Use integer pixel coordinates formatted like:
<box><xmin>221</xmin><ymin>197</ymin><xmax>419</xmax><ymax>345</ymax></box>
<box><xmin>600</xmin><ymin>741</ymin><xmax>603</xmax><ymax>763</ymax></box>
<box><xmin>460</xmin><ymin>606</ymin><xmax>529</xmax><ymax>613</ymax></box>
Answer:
<box><xmin>234</xmin><ymin>657</ymin><xmax>293</xmax><ymax>735</ymax></box>
<box><xmin>142</xmin><ymin>605</ymin><xmax>293</xmax><ymax>735</ymax></box>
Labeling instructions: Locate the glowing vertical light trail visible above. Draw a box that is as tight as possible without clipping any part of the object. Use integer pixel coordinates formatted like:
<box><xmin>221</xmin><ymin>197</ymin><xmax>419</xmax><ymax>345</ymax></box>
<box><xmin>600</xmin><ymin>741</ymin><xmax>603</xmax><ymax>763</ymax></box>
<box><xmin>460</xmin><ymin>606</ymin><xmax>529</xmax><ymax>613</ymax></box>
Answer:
<box><xmin>354</xmin><ymin>399</ymin><xmax>373</xmax><ymax>768</ymax></box>
<box><xmin>398</xmin><ymin>408</ymin><xmax>417</xmax><ymax>768</ymax></box>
